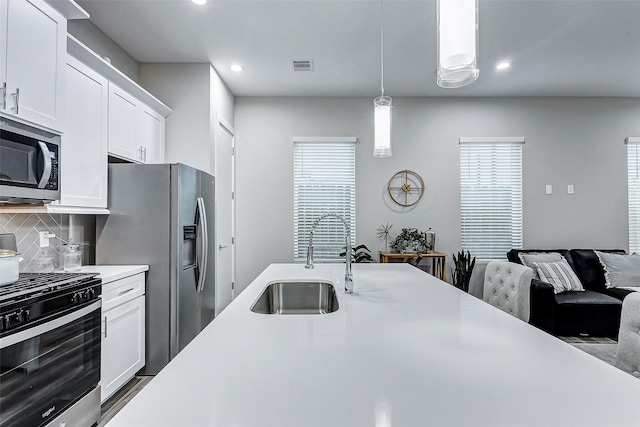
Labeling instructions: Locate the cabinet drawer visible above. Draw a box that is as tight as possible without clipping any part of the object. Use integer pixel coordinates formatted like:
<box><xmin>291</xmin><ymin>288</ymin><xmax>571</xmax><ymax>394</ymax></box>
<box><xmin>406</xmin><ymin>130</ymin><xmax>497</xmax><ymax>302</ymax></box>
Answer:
<box><xmin>102</xmin><ymin>273</ymin><xmax>145</xmax><ymax>311</ymax></box>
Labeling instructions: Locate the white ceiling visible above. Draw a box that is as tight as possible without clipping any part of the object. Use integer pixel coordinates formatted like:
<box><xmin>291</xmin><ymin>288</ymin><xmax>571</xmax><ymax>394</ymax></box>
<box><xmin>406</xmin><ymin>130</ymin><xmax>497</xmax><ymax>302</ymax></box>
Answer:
<box><xmin>76</xmin><ymin>0</ymin><xmax>640</xmax><ymax>98</ymax></box>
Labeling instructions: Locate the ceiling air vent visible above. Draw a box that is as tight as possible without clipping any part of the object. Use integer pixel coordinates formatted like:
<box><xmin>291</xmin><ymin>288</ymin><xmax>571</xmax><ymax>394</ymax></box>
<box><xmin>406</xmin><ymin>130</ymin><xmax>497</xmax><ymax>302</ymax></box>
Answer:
<box><xmin>292</xmin><ymin>60</ymin><xmax>313</xmax><ymax>72</ymax></box>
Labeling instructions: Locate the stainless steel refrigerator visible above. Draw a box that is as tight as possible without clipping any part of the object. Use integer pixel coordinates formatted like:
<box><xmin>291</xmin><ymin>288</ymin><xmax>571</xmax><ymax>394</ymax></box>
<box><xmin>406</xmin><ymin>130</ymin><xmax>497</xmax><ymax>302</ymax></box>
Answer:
<box><xmin>96</xmin><ymin>163</ymin><xmax>216</xmax><ymax>375</ymax></box>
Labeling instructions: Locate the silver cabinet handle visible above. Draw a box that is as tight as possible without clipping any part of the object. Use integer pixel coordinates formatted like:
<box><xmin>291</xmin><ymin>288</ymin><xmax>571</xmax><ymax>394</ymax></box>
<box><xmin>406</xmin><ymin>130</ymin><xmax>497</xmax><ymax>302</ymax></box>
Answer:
<box><xmin>37</xmin><ymin>141</ymin><xmax>52</xmax><ymax>189</ymax></box>
<box><xmin>104</xmin><ymin>316</ymin><xmax>108</xmax><ymax>338</ymax></box>
<box><xmin>118</xmin><ymin>287</ymin><xmax>134</xmax><ymax>295</ymax></box>
<box><xmin>0</xmin><ymin>82</ymin><xmax>5</xmax><ymax>110</ymax></box>
<box><xmin>143</xmin><ymin>147</ymin><xmax>147</xmax><ymax>162</ymax></box>
<box><xmin>11</xmin><ymin>88</ymin><xmax>19</xmax><ymax>114</ymax></box>
<box><xmin>218</xmin><ymin>244</ymin><xmax>228</xmax><ymax>249</ymax></box>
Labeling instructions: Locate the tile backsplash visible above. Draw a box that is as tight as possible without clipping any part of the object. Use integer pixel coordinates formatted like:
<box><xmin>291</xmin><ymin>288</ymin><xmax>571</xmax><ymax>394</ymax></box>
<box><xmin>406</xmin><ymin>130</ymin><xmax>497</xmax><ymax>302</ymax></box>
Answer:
<box><xmin>0</xmin><ymin>213</ymin><xmax>96</xmax><ymax>272</ymax></box>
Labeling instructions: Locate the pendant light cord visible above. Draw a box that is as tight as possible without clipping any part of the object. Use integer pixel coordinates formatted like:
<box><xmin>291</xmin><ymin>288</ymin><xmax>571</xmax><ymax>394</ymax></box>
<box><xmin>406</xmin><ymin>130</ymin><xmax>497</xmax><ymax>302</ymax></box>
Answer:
<box><xmin>380</xmin><ymin>0</ymin><xmax>385</xmax><ymax>97</ymax></box>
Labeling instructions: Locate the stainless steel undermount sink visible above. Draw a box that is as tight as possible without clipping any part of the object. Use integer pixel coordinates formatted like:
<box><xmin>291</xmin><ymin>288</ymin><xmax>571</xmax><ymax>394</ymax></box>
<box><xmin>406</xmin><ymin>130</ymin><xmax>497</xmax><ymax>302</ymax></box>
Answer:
<box><xmin>250</xmin><ymin>281</ymin><xmax>339</xmax><ymax>315</ymax></box>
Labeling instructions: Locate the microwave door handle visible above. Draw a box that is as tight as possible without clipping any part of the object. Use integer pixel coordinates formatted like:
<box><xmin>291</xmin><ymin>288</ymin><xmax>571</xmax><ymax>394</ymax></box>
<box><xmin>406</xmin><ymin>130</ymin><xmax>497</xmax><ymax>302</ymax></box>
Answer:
<box><xmin>37</xmin><ymin>141</ymin><xmax>52</xmax><ymax>189</ymax></box>
<box><xmin>196</xmin><ymin>197</ymin><xmax>209</xmax><ymax>293</ymax></box>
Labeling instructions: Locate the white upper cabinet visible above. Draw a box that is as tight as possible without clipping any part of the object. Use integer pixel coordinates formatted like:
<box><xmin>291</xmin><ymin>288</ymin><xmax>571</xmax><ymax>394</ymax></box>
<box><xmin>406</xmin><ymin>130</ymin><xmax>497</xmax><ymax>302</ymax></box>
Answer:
<box><xmin>57</xmin><ymin>55</ymin><xmax>108</xmax><ymax>208</ymax></box>
<box><xmin>138</xmin><ymin>105</ymin><xmax>165</xmax><ymax>164</ymax></box>
<box><xmin>0</xmin><ymin>0</ymin><xmax>66</xmax><ymax>132</ymax></box>
<box><xmin>108</xmin><ymin>83</ymin><xmax>165</xmax><ymax>164</ymax></box>
<box><xmin>108</xmin><ymin>83</ymin><xmax>140</xmax><ymax>161</ymax></box>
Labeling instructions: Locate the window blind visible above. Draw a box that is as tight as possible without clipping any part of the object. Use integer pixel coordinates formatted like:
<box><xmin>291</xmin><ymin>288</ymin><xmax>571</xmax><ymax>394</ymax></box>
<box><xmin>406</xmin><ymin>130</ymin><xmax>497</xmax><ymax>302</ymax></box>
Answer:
<box><xmin>626</xmin><ymin>138</ymin><xmax>640</xmax><ymax>253</ymax></box>
<box><xmin>293</xmin><ymin>138</ymin><xmax>356</xmax><ymax>261</ymax></box>
<box><xmin>459</xmin><ymin>137</ymin><xmax>524</xmax><ymax>260</ymax></box>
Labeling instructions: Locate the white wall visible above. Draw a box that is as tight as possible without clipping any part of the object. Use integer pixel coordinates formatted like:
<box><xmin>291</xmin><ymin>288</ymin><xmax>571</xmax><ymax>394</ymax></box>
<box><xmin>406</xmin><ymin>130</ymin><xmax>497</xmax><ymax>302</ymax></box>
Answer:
<box><xmin>211</xmin><ymin>65</ymin><xmax>235</xmax><ymax>128</ymax></box>
<box><xmin>139</xmin><ymin>63</ymin><xmax>214</xmax><ymax>174</ymax></box>
<box><xmin>68</xmin><ymin>20</ymin><xmax>139</xmax><ymax>82</ymax></box>
<box><xmin>234</xmin><ymin>96</ymin><xmax>640</xmax><ymax>295</ymax></box>
<box><xmin>138</xmin><ymin>63</ymin><xmax>235</xmax><ymax>176</ymax></box>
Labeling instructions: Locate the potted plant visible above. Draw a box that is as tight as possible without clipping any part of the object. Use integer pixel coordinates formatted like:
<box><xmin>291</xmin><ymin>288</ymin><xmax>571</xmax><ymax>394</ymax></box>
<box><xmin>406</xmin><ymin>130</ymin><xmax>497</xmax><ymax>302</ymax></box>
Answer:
<box><xmin>390</xmin><ymin>227</ymin><xmax>427</xmax><ymax>253</ymax></box>
<box><xmin>339</xmin><ymin>244</ymin><xmax>374</xmax><ymax>263</ymax></box>
<box><xmin>451</xmin><ymin>250</ymin><xmax>476</xmax><ymax>292</ymax></box>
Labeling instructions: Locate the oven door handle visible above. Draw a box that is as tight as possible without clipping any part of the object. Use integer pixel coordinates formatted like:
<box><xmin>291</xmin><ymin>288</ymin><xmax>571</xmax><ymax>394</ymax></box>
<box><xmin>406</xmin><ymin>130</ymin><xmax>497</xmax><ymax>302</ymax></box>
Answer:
<box><xmin>0</xmin><ymin>300</ymin><xmax>101</xmax><ymax>349</ymax></box>
<box><xmin>37</xmin><ymin>141</ymin><xmax>52</xmax><ymax>189</ymax></box>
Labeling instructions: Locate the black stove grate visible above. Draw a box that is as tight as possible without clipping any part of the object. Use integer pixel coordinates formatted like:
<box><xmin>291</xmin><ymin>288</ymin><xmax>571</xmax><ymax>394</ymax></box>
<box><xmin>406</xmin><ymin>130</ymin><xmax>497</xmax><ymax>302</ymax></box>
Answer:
<box><xmin>0</xmin><ymin>272</ymin><xmax>98</xmax><ymax>302</ymax></box>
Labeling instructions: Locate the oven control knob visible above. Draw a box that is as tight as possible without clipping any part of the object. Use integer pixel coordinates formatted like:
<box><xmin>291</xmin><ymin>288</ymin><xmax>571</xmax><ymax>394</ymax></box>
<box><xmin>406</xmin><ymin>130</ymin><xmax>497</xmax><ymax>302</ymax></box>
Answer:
<box><xmin>16</xmin><ymin>308</ymin><xmax>29</xmax><ymax>323</ymax></box>
<box><xmin>4</xmin><ymin>312</ymin><xmax>21</xmax><ymax>328</ymax></box>
<box><xmin>72</xmin><ymin>293</ymin><xmax>81</xmax><ymax>304</ymax></box>
<box><xmin>88</xmin><ymin>288</ymin><xmax>96</xmax><ymax>299</ymax></box>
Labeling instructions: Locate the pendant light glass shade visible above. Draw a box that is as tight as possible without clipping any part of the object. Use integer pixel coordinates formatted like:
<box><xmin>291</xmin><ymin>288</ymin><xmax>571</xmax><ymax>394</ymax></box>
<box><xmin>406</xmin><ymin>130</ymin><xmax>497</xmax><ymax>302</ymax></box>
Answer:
<box><xmin>374</xmin><ymin>95</ymin><xmax>392</xmax><ymax>158</ymax></box>
<box><xmin>437</xmin><ymin>0</ymin><xmax>479</xmax><ymax>88</ymax></box>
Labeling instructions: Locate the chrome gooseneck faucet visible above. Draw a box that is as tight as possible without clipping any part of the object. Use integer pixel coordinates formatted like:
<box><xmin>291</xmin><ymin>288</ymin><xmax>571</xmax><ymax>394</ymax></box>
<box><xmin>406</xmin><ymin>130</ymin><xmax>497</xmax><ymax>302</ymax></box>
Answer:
<box><xmin>305</xmin><ymin>213</ymin><xmax>354</xmax><ymax>294</ymax></box>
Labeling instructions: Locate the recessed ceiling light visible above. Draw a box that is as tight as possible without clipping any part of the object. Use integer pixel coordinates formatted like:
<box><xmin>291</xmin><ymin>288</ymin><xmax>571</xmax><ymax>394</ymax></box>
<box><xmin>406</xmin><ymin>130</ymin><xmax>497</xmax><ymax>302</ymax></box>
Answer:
<box><xmin>230</xmin><ymin>64</ymin><xmax>244</xmax><ymax>72</ymax></box>
<box><xmin>496</xmin><ymin>62</ymin><xmax>511</xmax><ymax>70</ymax></box>
<box><xmin>192</xmin><ymin>0</ymin><xmax>206</xmax><ymax>5</ymax></box>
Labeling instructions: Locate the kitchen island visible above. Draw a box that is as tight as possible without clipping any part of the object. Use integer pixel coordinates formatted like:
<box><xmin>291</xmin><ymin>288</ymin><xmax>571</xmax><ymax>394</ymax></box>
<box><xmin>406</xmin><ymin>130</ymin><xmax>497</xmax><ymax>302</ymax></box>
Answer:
<box><xmin>106</xmin><ymin>263</ymin><xmax>640</xmax><ymax>427</ymax></box>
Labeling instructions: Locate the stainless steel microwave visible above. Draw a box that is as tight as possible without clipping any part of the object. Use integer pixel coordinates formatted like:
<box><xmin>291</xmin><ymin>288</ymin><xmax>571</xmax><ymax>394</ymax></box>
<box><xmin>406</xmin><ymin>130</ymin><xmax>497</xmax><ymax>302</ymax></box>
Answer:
<box><xmin>0</xmin><ymin>118</ymin><xmax>60</xmax><ymax>203</ymax></box>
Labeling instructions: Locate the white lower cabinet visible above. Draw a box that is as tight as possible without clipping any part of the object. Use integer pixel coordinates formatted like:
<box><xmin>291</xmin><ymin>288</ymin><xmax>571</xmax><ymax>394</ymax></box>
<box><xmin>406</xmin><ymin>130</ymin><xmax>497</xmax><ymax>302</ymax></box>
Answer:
<box><xmin>101</xmin><ymin>273</ymin><xmax>146</xmax><ymax>403</ymax></box>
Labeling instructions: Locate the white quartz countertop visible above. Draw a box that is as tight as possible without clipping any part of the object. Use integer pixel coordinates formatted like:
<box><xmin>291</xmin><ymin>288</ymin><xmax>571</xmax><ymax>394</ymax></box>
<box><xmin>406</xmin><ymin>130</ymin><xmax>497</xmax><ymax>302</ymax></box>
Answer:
<box><xmin>77</xmin><ymin>265</ymin><xmax>148</xmax><ymax>284</ymax></box>
<box><xmin>106</xmin><ymin>263</ymin><xmax>640</xmax><ymax>427</ymax></box>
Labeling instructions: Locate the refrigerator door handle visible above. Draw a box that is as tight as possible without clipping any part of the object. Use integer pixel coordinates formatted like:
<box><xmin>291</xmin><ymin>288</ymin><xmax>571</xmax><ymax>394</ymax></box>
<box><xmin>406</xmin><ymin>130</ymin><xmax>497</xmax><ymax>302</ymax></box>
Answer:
<box><xmin>196</xmin><ymin>197</ymin><xmax>209</xmax><ymax>293</ymax></box>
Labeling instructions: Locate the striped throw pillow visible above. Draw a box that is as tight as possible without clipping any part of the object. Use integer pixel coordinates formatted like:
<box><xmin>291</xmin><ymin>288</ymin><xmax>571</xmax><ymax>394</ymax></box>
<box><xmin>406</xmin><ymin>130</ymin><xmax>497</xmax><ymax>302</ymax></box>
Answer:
<box><xmin>532</xmin><ymin>260</ymin><xmax>585</xmax><ymax>294</ymax></box>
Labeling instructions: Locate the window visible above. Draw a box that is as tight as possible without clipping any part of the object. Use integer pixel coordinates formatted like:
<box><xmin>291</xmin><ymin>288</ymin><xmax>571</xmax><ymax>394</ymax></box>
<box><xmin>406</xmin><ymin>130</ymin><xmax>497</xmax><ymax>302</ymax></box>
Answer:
<box><xmin>459</xmin><ymin>137</ymin><xmax>524</xmax><ymax>260</ymax></box>
<box><xmin>626</xmin><ymin>138</ymin><xmax>640</xmax><ymax>253</ymax></box>
<box><xmin>293</xmin><ymin>137</ymin><xmax>356</xmax><ymax>262</ymax></box>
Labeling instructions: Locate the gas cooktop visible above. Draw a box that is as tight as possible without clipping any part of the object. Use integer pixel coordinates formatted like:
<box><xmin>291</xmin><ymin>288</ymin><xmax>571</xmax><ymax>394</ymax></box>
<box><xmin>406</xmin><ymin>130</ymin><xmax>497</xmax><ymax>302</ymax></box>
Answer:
<box><xmin>0</xmin><ymin>272</ymin><xmax>98</xmax><ymax>302</ymax></box>
<box><xmin>0</xmin><ymin>272</ymin><xmax>102</xmax><ymax>335</ymax></box>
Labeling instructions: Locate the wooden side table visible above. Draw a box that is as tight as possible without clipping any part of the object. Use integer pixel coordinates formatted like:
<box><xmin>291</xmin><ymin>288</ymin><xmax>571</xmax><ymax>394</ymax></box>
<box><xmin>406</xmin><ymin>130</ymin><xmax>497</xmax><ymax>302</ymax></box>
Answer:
<box><xmin>379</xmin><ymin>251</ymin><xmax>447</xmax><ymax>281</ymax></box>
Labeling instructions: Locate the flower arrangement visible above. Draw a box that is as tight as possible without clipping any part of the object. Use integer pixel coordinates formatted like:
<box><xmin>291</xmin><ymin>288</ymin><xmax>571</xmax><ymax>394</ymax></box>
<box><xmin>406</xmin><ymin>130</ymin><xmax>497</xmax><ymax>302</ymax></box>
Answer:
<box><xmin>390</xmin><ymin>227</ymin><xmax>427</xmax><ymax>253</ymax></box>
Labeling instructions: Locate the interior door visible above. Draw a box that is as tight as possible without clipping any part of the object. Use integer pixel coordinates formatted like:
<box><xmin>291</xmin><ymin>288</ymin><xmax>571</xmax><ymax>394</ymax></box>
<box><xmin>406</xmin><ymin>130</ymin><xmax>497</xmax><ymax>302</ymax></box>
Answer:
<box><xmin>215</xmin><ymin>114</ymin><xmax>235</xmax><ymax>315</ymax></box>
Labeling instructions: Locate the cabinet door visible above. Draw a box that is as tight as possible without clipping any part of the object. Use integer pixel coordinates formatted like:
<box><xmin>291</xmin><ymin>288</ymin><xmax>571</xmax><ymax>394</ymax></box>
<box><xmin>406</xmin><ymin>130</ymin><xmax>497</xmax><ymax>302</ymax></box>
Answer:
<box><xmin>108</xmin><ymin>83</ymin><xmax>141</xmax><ymax>162</ymax></box>
<box><xmin>58</xmin><ymin>56</ymin><xmax>108</xmax><ymax>208</ymax></box>
<box><xmin>3</xmin><ymin>0</ymin><xmax>66</xmax><ymax>131</ymax></box>
<box><xmin>0</xmin><ymin>2</ymin><xmax>7</xmax><ymax>94</ymax></box>
<box><xmin>101</xmin><ymin>295</ymin><xmax>145</xmax><ymax>403</ymax></box>
<box><xmin>138</xmin><ymin>104</ymin><xmax>164</xmax><ymax>164</ymax></box>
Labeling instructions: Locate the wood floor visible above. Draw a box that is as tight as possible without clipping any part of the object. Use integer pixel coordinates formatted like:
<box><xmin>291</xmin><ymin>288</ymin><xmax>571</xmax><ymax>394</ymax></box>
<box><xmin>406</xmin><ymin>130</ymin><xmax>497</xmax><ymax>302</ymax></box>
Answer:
<box><xmin>97</xmin><ymin>376</ymin><xmax>153</xmax><ymax>426</ymax></box>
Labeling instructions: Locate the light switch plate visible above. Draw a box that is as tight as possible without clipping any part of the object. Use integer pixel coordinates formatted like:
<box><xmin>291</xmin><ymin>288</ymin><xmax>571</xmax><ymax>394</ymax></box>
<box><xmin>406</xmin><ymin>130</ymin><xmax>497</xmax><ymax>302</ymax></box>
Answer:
<box><xmin>568</xmin><ymin>184</ymin><xmax>574</xmax><ymax>194</ymax></box>
<box><xmin>545</xmin><ymin>185</ymin><xmax>553</xmax><ymax>195</ymax></box>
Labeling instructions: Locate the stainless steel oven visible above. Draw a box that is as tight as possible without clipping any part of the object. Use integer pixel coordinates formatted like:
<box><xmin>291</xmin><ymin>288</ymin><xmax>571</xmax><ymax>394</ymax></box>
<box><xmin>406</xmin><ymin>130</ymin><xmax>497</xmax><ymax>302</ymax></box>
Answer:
<box><xmin>0</xmin><ymin>273</ymin><xmax>102</xmax><ymax>427</ymax></box>
<box><xmin>0</xmin><ymin>118</ymin><xmax>60</xmax><ymax>204</ymax></box>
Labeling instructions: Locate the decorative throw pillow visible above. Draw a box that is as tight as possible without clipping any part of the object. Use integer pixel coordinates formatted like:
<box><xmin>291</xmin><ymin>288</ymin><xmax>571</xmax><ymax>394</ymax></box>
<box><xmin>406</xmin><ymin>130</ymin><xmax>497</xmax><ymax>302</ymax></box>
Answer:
<box><xmin>595</xmin><ymin>251</ymin><xmax>640</xmax><ymax>288</ymax></box>
<box><xmin>518</xmin><ymin>252</ymin><xmax>564</xmax><ymax>280</ymax></box>
<box><xmin>532</xmin><ymin>260</ymin><xmax>585</xmax><ymax>294</ymax></box>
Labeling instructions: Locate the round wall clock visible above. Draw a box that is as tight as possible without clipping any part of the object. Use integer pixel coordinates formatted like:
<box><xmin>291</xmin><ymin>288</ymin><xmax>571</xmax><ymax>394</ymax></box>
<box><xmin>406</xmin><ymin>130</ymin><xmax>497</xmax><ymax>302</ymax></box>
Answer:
<box><xmin>387</xmin><ymin>169</ymin><xmax>425</xmax><ymax>207</ymax></box>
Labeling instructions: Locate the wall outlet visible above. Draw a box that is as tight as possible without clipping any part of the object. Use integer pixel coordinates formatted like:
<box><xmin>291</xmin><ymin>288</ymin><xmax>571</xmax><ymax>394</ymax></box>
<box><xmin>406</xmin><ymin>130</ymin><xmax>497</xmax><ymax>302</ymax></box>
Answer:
<box><xmin>568</xmin><ymin>184</ymin><xmax>575</xmax><ymax>194</ymax></box>
<box><xmin>39</xmin><ymin>231</ymin><xmax>50</xmax><ymax>248</ymax></box>
<box><xmin>545</xmin><ymin>185</ymin><xmax>553</xmax><ymax>195</ymax></box>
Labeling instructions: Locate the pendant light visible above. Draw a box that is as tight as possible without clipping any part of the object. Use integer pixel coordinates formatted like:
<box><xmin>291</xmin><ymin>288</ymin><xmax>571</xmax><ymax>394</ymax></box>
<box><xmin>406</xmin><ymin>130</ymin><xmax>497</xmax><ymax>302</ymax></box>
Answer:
<box><xmin>437</xmin><ymin>0</ymin><xmax>479</xmax><ymax>88</ymax></box>
<box><xmin>373</xmin><ymin>0</ymin><xmax>391</xmax><ymax>158</ymax></box>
